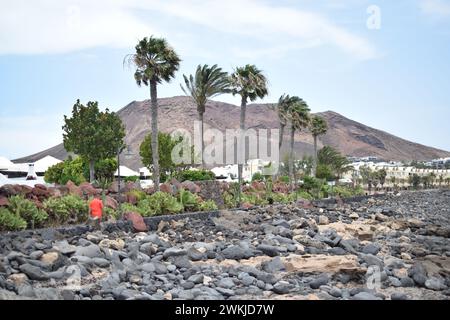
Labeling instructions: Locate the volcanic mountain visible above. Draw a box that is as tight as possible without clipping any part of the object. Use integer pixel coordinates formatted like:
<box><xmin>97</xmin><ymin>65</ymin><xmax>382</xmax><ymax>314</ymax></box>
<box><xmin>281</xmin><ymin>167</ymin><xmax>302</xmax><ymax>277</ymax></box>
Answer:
<box><xmin>14</xmin><ymin>96</ymin><xmax>450</xmax><ymax>170</ymax></box>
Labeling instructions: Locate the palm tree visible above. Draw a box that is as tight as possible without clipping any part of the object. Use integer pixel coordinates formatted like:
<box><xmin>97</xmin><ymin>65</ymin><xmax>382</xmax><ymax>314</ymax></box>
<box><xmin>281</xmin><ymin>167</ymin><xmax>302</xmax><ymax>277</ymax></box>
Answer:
<box><xmin>310</xmin><ymin>115</ymin><xmax>328</xmax><ymax>177</ymax></box>
<box><xmin>124</xmin><ymin>36</ymin><xmax>181</xmax><ymax>191</ymax></box>
<box><xmin>229</xmin><ymin>65</ymin><xmax>269</xmax><ymax>203</ymax></box>
<box><xmin>181</xmin><ymin>64</ymin><xmax>230</xmax><ymax>167</ymax></box>
<box><xmin>276</xmin><ymin>94</ymin><xmax>292</xmax><ymax>149</ymax></box>
<box><xmin>287</xmin><ymin>97</ymin><xmax>311</xmax><ymax>191</ymax></box>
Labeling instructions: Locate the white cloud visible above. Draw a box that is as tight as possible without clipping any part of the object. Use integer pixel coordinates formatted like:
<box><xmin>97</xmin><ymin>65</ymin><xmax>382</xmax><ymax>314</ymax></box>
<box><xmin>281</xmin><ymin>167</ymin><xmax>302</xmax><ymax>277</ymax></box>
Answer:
<box><xmin>139</xmin><ymin>0</ymin><xmax>378</xmax><ymax>60</ymax></box>
<box><xmin>0</xmin><ymin>0</ymin><xmax>155</xmax><ymax>55</ymax></box>
<box><xmin>0</xmin><ymin>0</ymin><xmax>378</xmax><ymax>60</ymax></box>
<box><xmin>419</xmin><ymin>0</ymin><xmax>450</xmax><ymax>18</ymax></box>
<box><xmin>0</xmin><ymin>114</ymin><xmax>63</xmax><ymax>159</ymax></box>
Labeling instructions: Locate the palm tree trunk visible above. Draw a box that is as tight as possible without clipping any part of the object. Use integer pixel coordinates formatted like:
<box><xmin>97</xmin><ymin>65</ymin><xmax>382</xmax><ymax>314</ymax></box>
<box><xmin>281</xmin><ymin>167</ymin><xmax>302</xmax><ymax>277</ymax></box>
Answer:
<box><xmin>279</xmin><ymin>124</ymin><xmax>285</xmax><ymax>150</ymax></box>
<box><xmin>237</xmin><ymin>95</ymin><xmax>247</xmax><ymax>205</ymax></box>
<box><xmin>289</xmin><ymin>124</ymin><xmax>295</xmax><ymax>192</ymax></box>
<box><xmin>150</xmin><ymin>80</ymin><xmax>160</xmax><ymax>192</ymax></box>
<box><xmin>199</xmin><ymin>111</ymin><xmax>204</xmax><ymax>168</ymax></box>
<box><xmin>89</xmin><ymin>160</ymin><xmax>95</xmax><ymax>183</ymax></box>
<box><xmin>313</xmin><ymin>135</ymin><xmax>318</xmax><ymax>178</ymax></box>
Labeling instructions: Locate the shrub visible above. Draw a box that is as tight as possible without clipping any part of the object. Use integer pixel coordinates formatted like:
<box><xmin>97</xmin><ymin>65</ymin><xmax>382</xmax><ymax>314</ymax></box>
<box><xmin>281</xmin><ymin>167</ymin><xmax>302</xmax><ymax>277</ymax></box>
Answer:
<box><xmin>316</xmin><ymin>164</ymin><xmax>334</xmax><ymax>181</ymax></box>
<box><xmin>278</xmin><ymin>176</ymin><xmax>290</xmax><ymax>184</ymax></box>
<box><xmin>130</xmin><ymin>192</ymin><xmax>183</xmax><ymax>217</ymax></box>
<box><xmin>126</xmin><ymin>189</ymin><xmax>147</xmax><ymax>202</ymax></box>
<box><xmin>178</xmin><ymin>189</ymin><xmax>200</xmax><ymax>212</ymax></box>
<box><xmin>176</xmin><ymin>169</ymin><xmax>215</xmax><ymax>182</ymax></box>
<box><xmin>104</xmin><ymin>207</ymin><xmax>120</xmax><ymax>220</ymax></box>
<box><xmin>199</xmin><ymin>200</ymin><xmax>218</xmax><ymax>211</ymax></box>
<box><xmin>251</xmin><ymin>172</ymin><xmax>264</xmax><ymax>182</ymax></box>
<box><xmin>147</xmin><ymin>192</ymin><xmax>183</xmax><ymax>215</ymax></box>
<box><xmin>332</xmin><ymin>185</ymin><xmax>365</xmax><ymax>198</ymax></box>
<box><xmin>125</xmin><ymin>176</ymin><xmax>140</xmax><ymax>183</ymax></box>
<box><xmin>222</xmin><ymin>191</ymin><xmax>236</xmax><ymax>209</ymax></box>
<box><xmin>120</xmin><ymin>203</ymin><xmax>140</xmax><ymax>214</ymax></box>
<box><xmin>44</xmin><ymin>195</ymin><xmax>88</xmax><ymax>225</ymax></box>
<box><xmin>136</xmin><ymin>197</ymin><xmax>157</xmax><ymax>217</ymax></box>
<box><xmin>8</xmin><ymin>195</ymin><xmax>48</xmax><ymax>229</ymax></box>
<box><xmin>0</xmin><ymin>208</ymin><xmax>27</xmax><ymax>231</ymax></box>
<box><xmin>45</xmin><ymin>157</ymin><xmax>86</xmax><ymax>185</ymax></box>
<box><xmin>242</xmin><ymin>193</ymin><xmax>268</xmax><ymax>206</ymax></box>
<box><xmin>270</xmin><ymin>192</ymin><xmax>290</xmax><ymax>204</ymax></box>
<box><xmin>297</xmin><ymin>191</ymin><xmax>314</xmax><ymax>201</ymax></box>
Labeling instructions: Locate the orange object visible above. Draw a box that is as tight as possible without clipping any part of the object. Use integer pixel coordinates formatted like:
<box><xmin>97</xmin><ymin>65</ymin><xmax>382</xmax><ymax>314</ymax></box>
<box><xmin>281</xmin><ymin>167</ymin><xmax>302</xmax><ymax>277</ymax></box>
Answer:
<box><xmin>89</xmin><ymin>198</ymin><xmax>103</xmax><ymax>219</ymax></box>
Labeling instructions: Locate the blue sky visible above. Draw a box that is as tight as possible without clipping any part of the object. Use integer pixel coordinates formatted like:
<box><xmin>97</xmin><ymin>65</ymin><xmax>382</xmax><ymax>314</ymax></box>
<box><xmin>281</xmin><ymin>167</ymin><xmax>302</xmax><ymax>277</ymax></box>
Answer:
<box><xmin>1</xmin><ymin>0</ymin><xmax>450</xmax><ymax>159</ymax></box>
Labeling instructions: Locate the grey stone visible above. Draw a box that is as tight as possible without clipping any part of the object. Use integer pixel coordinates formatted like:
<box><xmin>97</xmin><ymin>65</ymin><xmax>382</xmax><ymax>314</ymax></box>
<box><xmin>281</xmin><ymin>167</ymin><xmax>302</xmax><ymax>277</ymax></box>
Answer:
<box><xmin>19</xmin><ymin>264</ymin><xmax>49</xmax><ymax>281</ymax></box>
<box><xmin>425</xmin><ymin>277</ymin><xmax>446</xmax><ymax>291</ymax></box>
<box><xmin>153</xmin><ymin>262</ymin><xmax>168</xmax><ymax>274</ymax></box>
<box><xmin>29</xmin><ymin>250</ymin><xmax>44</xmax><ymax>260</ymax></box>
<box><xmin>216</xmin><ymin>287</ymin><xmax>234</xmax><ymax>296</ymax></box>
<box><xmin>310</xmin><ymin>275</ymin><xmax>330</xmax><ymax>289</ymax></box>
<box><xmin>272</xmin><ymin>281</ymin><xmax>292</xmax><ymax>294</ymax></box>
<box><xmin>328</xmin><ymin>247</ymin><xmax>348</xmax><ymax>256</ymax></box>
<box><xmin>167</xmin><ymin>264</ymin><xmax>177</xmax><ymax>272</ymax></box>
<box><xmin>163</xmin><ymin>248</ymin><xmax>187</xmax><ymax>259</ymax></box>
<box><xmin>92</xmin><ymin>258</ymin><xmax>110</xmax><ymax>268</ymax></box>
<box><xmin>181</xmin><ymin>281</ymin><xmax>195</xmax><ymax>289</ymax></box>
<box><xmin>257</xmin><ymin>244</ymin><xmax>280</xmax><ymax>257</ymax></box>
<box><xmin>261</xmin><ymin>257</ymin><xmax>285</xmax><ymax>273</ymax></box>
<box><xmin>221</xmin><ymin>245</ymin><xmax>249</xmax><ymax>260</ymax></box>
<box><xmin>241</xmin><ymin>276</ymin><xmax>256</xmax><ymax>286</ymax></box>
<box><xmin>352</xmin><ymin>292</ymin><xmax>382</xmax><ymax>300</ymax></box>
<box><xmin>217</xmin><ymin>277</ymin><xmax>235</xmax><ymax>289</ymax></box>
<box><xmin>188</xmin><ymin>274</ymin><xmax>204</xmax><ymax>284</ymax></box>
<box><xmin>389</xmin><ymin>276</ymin><xmax>402</xmax><ymax>287</ymax></box>
<box><xmin>74</xmin><ymin>244</ymin><xmax>103</xmax><ymax>259</ymax></box>
<box><xmin>140</xmin><ymin>243</ymin><xmax>157</xmax><ymax>256</ymax></box>
<box><xmin>391</xmin><ymin>293</ymin><xmax>409</xmax><ymax>300</ymax></box>
<box><xmin>178</xmin><ymin>290</ymin><xmax>195</xmax><ymax>300</ymax></box>
<box><xmin>141</xmin><ymin>263</ymin><xmax>156</xmax><ymax>273</ymax></box>
<box><xmin>53</xmin><ymin>240</ymin><xmax>77</xmax><ymax>255</ymax></box>
<box><xmin>169</xmin><ymin>255</ymin><xmax>192</xmax><ymax>269</ymax></box>
<box><xmin>187</xmin><ymin>247</ymin><xmax>205</xmax><ymax>261</ymax></box>
<box><xmin>362</xmin><ymin>243</ymin><xmax>381</xmax><ymax>255</ymax></box>
<box><xmin>361</xmin><ymin>254</ymin><xmax>384</xmax><ymax>269</ymax></box>
<box><xmin>400</xmin><ymin>277</ymin><xmax>415</xmax><ymax>288</ymax></box>
<box><xmin>329</xmin><ymin>287</ymin><xmax>342</xmax><ymax>298</ymax></box>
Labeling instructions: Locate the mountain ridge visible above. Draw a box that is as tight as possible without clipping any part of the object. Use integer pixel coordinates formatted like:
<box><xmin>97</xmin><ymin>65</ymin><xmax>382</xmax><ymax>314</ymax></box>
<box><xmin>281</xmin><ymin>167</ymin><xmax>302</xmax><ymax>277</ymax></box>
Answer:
<box><xmin>13</xmin><ymin>96</ymin><xmax>450</xmax><ymax>170</ymax></box>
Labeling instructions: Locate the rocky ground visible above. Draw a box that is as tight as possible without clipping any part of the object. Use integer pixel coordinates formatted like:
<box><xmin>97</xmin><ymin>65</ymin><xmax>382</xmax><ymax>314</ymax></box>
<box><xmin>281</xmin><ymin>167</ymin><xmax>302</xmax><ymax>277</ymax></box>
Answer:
<box><xmin>1</xmin><ymin>190</ymin><xmax>450</xmax><ymax>300</ymax></box>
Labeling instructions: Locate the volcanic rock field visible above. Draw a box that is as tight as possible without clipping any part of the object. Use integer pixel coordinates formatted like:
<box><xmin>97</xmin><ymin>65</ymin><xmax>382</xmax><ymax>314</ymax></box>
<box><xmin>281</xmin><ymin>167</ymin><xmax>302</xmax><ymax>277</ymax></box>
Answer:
<box><xmin>1</xmin><ymin>190</ymin><xmax>449</xmax><ymax>300</ymax></box>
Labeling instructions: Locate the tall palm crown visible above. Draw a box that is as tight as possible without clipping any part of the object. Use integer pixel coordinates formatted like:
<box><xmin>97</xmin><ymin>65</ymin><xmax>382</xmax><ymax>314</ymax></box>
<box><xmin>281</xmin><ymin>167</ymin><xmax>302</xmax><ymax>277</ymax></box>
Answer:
<box><xmin>230</xmin><ymin>64</ymin><xmax>268</xmax><ymax>101</ymax></box>
<box><xmin>277</xmin><ymin>94</ymin><xmax>292</xmax><ymax>148</ymax></box>
<box><xmin>311</xmin><ymin>116</ymin><xmax>328</xmax><ymax>138</ymax></box>
<box><xmin>125</xmin><ymin>36</ymin><xmax>181</xmax><ymax>85</ymax></box>
<box><xmin>181</xmin><ymin>64</ymin><xmax>230</xmax><ymax>115</ymax></box>
<box><xmin>289</xmin><ymin>98</ymin><xmax>311</xmax><ymax>130</ymax></box>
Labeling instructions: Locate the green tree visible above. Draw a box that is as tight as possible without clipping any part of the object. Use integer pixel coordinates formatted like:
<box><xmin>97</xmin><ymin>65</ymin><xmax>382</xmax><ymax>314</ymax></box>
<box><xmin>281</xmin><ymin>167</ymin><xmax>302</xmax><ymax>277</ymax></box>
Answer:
<box><xmin>62</xmin><ymin>100</ymin><xmax>125</xmax><ymax>182</ymax></box>
<box><xmin>377</xmin><ymin>169</ymin><xmax>387</xmax><ymax>189</ymax></box>
<box><xmin>310</xmin><ymin>116</ymin><xmax>328</xmax><ymax>177</ymax></box>
<box><xmin>181</xmin><ymin>64</ymin><xmax>230</xmax><ymax>167</ymax></box>
<box><xmin>317</xmin><ymin>146</ymin><xmax>352</xmax><ymax>183</ymax></box>
<box><xmin>140</xmin><ymin>132</ymin><xmax>185</xmax><ymax>181</ymax></box>
<box><xmin>125</xmin><ymin>36</ymin><xmax>181</xmax><ymax>191</ymax></box>
<box><xmin>438</xmin><ymin>174</ymin><xmax>444</xmax><ymax>187</ymax></box>
<box><xmin>287</xmin><ymin>97</ymin><xmax>311</xmax><ymax>191</ymax></box>
<box><xmin>409</xmin><ymin>174</ymin><xmax>421</xmax><ymax>189</ymax></box>
<box><xmin>229</xmin><ymin>64</ymin><xmax>269</xmax><ymax>203</ymax></box>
